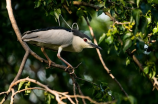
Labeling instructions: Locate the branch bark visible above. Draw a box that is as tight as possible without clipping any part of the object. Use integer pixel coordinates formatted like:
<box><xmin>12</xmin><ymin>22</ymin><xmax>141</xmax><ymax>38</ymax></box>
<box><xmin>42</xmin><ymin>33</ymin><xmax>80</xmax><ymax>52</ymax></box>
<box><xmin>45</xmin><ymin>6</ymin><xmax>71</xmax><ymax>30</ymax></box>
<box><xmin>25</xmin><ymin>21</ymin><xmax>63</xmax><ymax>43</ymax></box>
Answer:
<box><xmin>84</xmin><ymin>17</ymin><xmax>128</xmax><ymax>97</ymax></box>
<box><xmin>3</xmin><ymin>77</ymin><xmax>109</xmax><ymax>104</ymax></box>
<box><xmin>12</xmin><ymin>51</ymin><xmax>29</xmax><ymax>83</ymax></box>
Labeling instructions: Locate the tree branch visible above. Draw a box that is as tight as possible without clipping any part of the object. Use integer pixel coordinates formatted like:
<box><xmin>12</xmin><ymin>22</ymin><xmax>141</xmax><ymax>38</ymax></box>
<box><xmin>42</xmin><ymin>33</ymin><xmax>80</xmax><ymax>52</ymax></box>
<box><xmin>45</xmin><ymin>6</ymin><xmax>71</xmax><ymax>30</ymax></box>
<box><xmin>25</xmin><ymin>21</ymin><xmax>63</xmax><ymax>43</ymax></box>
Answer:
<box><xmin>84</xmin><ymin>17</ymin><xmax>128</xmax><ymax>97</ymax></box>
<box><xmin>12</xmin><ymin>51</ymin><xmax>29</xmax><ymax>83</ymax></box>
<box><xmin>2</xmin><ymin>77</ymin><xmax>110</xmax><ymax>104</ymax></box>
<box><xmin>73</xmin><ymin>1</ymin><xmax>100</xmax><ymax>10</ymax></box>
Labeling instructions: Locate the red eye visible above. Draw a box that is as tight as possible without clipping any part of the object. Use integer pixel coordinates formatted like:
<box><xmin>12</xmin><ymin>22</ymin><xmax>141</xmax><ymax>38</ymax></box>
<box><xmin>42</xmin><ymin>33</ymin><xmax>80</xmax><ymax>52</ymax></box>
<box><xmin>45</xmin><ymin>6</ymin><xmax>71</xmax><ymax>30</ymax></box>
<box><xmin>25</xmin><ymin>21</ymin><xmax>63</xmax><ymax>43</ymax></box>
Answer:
<box><xmin>84</xmin><ymin>39</ymin><xmax>87</xmax><ymax>42</ymax></box>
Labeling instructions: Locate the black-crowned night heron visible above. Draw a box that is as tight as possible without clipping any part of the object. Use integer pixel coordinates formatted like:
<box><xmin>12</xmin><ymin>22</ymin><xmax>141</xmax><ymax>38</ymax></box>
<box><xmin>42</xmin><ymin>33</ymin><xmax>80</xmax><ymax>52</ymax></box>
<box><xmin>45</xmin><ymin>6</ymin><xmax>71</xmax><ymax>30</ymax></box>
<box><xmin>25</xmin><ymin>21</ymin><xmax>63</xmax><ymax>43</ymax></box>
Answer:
<box><xmin>22</xmin><ymin>27</ymin><xmax>102</xmax><ymax>69</ymax></box>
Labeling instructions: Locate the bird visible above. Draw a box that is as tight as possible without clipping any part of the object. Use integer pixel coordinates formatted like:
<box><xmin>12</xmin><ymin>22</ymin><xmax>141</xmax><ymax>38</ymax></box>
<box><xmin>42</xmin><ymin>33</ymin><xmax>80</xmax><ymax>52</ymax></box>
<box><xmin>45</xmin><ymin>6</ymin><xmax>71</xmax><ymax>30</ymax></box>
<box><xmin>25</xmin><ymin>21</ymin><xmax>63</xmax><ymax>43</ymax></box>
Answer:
<box><xmin>22</xmin><ymin>27</ymin><xmax>102</xmax><ymax>70</ymax></box>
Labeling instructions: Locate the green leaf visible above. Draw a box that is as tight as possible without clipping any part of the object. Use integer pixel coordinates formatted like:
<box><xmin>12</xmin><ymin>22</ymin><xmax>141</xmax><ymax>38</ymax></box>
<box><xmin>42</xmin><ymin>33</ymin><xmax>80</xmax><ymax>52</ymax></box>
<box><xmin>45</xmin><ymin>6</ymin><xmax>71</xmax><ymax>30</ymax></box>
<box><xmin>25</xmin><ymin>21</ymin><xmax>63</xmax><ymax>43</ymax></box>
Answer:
<box><xmin>25</xmin><ymin>89</ymin><xmax>31</xmax><ymax>95</ymax></box>
<box><xmin>128</xmin><ymin>95</ymin><xmax>136</xmax><ymax>104</ymax></box>
<box><xmin>123</xmin><ymin>39</ymin><xmax>132</xmax><ymax>52</ymax></box>
<box><xmin>114</xmin><ymin>45</ymin><xmax>118</xmax><ymax>51</ymax></box>
<box><xmin>77</xmin><ymin>9</ymin><xmax>84</xmax><ymax>17</ymax></box>
<box><xmin>97</xmin><ymin>10</ymin><xmax>103</xmax><ymax>16</ymax></box>
<box><xmin>139</xmin><ymin>17</ymin><xmax>148</xmax><ymax>35</ymax></box>
<box><xmin>146</xmin><ymin>16</ymin><xmax>151</xmax><ymax>24</ymax></box>
<box><xmin>123</xmin><ymin>32</ymin><xmax>132</xmax><ymax>40</ymax></box>
<box><xmin>99</xmin><ymin>33</ymin><xmax>106</xmax><ymax>44</ymax></box>
<box><xmin>18</xmin><ymin>81</ymin><xmax>25</xmax><ymax>91</ymax></box>
<box><xmin>107</xmin><ymin>48</ymin><xmax>111</xmax><ymax>54</ymax></box>
<box><xmin>61</xmin><ymin>0</ymin><xmax>64</xmax><ymax>3</ymax></box>
<box><xmin>105</xmin><ymin>36</ymin><xmax>114</xmax><ymax>45</ymax></box>
<box><xmin>153</xmin><ymin>0</ymin><xmax>158</xmax><ymax>4</ymax></box>
<box><xmin>132</xmin><ymin>9</ymin><xmax>141</xmax><ymax>26</ymax></box>
<box><xmin>54</xmin><ymin>9</ymin><xmax>61</xmax><ymax>22</ymax></box>
<box><xmin>149</xmin><ymin>64</ymin><xmax>156</xmax><ymax>78</ymax></box>
<box><xmin>141</xmin><ymin>3</ymin><xmax>151</xmax><ymax>14</ymax></box>
<box><xmin>25</xmin><ymin>81</ymin><xmax>31</xmax><ymax>95</ymax></box>
<box><xmin>66</xmin><ymin>0</ymin><xmax>69</xmax><ymax>6</ymax></box>
<box><xmin>25</xmin><ymin>81</ymin><xmax>31</xmax><ymax>87</ymax></box>
<box><xmin>143</xmin><ymin>66</ymin><xmax>149</xmax><ymax>74</ymax></box>
<box><xmin>151</xmin><ymin>9</ymin><xmax>158</xmax><ymax>21</ymax></box>
<box><xmin>34</xmin><ymin>0</ymin><xmax>41</xmax><ymax>8</ymax></box>
<box><xmin>126</xmin><ymin>57</ymin><xmax>130</xmax><ymax>66</ymax></box>
<box><xmin>87</xmin><ymin>13</ymin><xmax>92</xmax><ymax>21</ymax></box>
<box><xmin>120</xmin><ymin>0</ymin><xmax>125</xmax><ymax>6</ymax></box>
<box><xmin>49</xmin><ymin>11</ymin><xmax>54</xmax><ymax>16</ymax></box>
<box><xmin>112</xmin><ymin>26</ymin><xmax>117</xmax><ymax>34</ymax></box>
<box><xmin>136</xmin><ymin>0</ymin><xmax>140</xmax><ymax>8</ymax></box>
<box><xmin>46</xmin><ymin>0</ymin><xmax>52</xmax><ymax>5</ymax></box>
<box><xmin>153</xmin><ymin>27</ymin><xmax>158</xmax><ymax>34</ymax></box>
<box><xmin>46</xmin><ymin>94</ymin><xmax>51</xmax><ymax>104</ymax></box>
<box><xmin>54</xmin><ymin>9</ymin><xmax>61</xmax><ymax>18</ymax></box>
<box><xmin>95</xmin><ymin>92</ymin><xmax>102</xmax><ymax>99</ymax></box>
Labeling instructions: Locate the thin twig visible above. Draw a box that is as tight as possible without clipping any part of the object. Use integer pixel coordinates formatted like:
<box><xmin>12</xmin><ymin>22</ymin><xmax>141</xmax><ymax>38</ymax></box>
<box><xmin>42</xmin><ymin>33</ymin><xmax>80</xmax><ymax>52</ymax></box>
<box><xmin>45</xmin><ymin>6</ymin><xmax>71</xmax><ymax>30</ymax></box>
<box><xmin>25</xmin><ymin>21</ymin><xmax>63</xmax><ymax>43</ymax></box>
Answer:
<box><xmin>13</xmin><ymin>87</ymin><xmax>45</xmax><ymax>96</ymax></box>
<box><xmin>10</xmin><ymin>77</ymin><xmax>71</xmax><ymax>104</ymax></box>
<box><xmin>12</xmin><ymin>51</ymin><xmax>29</xmax><ymax>83</ymax></box>
<box><xmin>60</xmin><ymin>95</ymin><xmax>115</xmax><ymax>104</ymax></box>
<box><xmin>10</xmin><ymin>88</ymin><xmax>15</xmax><ymax>104</ymax></box>
<box><xmin>71</xmin><ymin>73</ymin><xmax>86</xmax><ymax>104</ymax></box>
<box><xmin>73</xmin><ymin>82</ymin><xmax>78</xmax><ymax>104</ymax></box>
<box><xmin>7</xmin><ymin>77</ymin><xmax>108</xmax><ymax>104</ymax></box>
<box><xmin>73</xmin><ymin>1</ymin><xmax>100</xmax><ymax>11</ymax></box>
<box><xmin>84</xmin><ymin>17</ymin><xmax>128</xmax><ymax>97</ymax></box>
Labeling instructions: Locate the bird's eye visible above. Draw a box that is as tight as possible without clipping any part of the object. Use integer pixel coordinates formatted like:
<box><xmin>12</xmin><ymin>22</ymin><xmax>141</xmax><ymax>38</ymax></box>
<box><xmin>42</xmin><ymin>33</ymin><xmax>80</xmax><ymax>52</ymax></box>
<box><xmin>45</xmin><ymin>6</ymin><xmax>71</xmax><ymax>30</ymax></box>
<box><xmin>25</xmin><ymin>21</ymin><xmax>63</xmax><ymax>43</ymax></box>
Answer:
<box><xmin>84</xmin><ymin>39</ymin><xmax>87</xmax><ymax>42</ymax></box>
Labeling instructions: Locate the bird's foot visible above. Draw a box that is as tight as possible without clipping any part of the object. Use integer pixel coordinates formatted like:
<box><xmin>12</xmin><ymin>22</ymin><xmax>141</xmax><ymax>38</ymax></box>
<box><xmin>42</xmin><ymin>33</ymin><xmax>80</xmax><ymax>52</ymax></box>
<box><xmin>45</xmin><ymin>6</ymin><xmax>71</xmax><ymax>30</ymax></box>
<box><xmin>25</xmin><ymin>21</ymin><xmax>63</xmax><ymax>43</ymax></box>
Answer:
<box><xmin>65</xmin><ymin>65</ymin><xmax>74</xmax><ymax>74</ymax></box>
<box><xmin>46</xmin><ymin>60</ymin><xmax>55</xmax><ymax>69</ymax></box>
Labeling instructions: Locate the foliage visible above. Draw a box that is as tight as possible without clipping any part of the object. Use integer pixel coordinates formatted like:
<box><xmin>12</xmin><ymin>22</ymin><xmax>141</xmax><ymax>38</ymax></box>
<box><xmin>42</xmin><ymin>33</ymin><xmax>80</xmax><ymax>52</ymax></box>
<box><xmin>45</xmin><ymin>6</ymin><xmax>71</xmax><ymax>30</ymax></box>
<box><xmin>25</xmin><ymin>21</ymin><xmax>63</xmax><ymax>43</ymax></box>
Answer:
<box><xmin>1</xmin><ymin>0</ymin><xmax>158</xmax><ymax>104</ymax></box>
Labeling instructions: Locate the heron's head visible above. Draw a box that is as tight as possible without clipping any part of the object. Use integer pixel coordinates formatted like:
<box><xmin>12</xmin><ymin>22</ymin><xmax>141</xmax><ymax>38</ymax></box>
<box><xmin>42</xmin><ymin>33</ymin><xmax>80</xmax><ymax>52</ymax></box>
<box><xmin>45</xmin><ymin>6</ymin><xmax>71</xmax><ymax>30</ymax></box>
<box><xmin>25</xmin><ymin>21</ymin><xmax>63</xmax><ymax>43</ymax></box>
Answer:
<box><xmin>72</xmin><ymin>30</ymin><xmax>102</xmax><ymax>50</ymax></box>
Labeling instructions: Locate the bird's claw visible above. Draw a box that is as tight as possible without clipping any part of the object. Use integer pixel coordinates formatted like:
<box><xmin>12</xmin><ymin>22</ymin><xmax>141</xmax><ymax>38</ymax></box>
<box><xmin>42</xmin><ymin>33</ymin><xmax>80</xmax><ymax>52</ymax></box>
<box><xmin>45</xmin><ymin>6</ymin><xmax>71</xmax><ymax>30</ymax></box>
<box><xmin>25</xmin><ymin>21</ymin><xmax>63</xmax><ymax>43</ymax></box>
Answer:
<box><xmin>46</xmin><ymin>60</ymin><xmax>55</xmax><ymax>69</ymax></box>
<box><xmin>65</xmin><ymin>65</ymin><xmax>74</xmax><ymax>74</ymax></box>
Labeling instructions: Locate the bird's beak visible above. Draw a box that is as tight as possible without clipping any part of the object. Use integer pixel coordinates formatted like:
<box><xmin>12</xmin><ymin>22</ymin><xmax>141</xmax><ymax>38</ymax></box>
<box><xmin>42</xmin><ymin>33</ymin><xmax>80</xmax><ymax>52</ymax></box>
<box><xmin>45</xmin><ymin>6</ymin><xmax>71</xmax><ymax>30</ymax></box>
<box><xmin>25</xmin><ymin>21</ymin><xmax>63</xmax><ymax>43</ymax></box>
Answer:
<box><xmin>89</xmin><ymin>42</ymin><xmax>102</xmax><ymax>50</ymax></box>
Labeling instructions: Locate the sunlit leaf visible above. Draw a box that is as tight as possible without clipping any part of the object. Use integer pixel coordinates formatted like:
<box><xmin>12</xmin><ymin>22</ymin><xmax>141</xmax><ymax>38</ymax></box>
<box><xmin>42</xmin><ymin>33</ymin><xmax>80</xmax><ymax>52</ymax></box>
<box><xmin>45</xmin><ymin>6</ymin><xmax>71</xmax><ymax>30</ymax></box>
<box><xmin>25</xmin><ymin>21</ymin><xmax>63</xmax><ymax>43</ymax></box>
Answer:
<box><xmin>123</xmin><ymin>32</ymin><xmax>132</xmax><ymax>40</ymax></box>
<box><xmin>128</xmin><ymin>95</ymin><xmax>136</xmax><ymax>104</ymax></box>
<box><xmin>99</xmin><ymin>33</ymin><xmax>106</xmax><ymax>44</ymax></box>
<box><xmin>34</xmin><ymin>0</ymin><xmax>41</xmax><ymax>8</ymax></box>
<box><xmin>105</xmin><ymin>36</ymin><xmax>114</xmax><ymax>45</ymax></box>
<box><xmin>18</xmin><ymin>81</ymin><xmax>25</xmax><ymax>91</ymax></box>
<box><xmin>25</xmin><ymin>81</ymin><xmax>31</xmax><ymax>95</ymax></box>
<box><xmin>136</xmin><ymin>0</ymin><xmax>140</xmax><ymax>7</ymax></box>
<box><xmin>153</xmin><ymin>27</ymin><xmax>158</xmax><ymax>34</ymax></box>
<box><xmin>143</xmin><ymin>66</ymin><xmax>149</xmax><ymax>74</ymax></box>
<box><xmin>112</xmin><ymin>26</ymin><xmax>117</xmax><ymax>34</ymax></box>
<box><xmin>126</xmin><ymin>57</ymin><xmax>130</xmax><ymax>66</ymax></box>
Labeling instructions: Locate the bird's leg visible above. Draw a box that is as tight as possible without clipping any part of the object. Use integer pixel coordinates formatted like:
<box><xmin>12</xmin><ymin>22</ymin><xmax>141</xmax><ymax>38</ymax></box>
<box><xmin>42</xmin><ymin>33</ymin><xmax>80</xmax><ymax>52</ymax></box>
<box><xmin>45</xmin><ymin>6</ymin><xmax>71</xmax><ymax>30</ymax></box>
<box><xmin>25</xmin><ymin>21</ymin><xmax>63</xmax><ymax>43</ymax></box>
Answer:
<box><xmin>57</xmin><ymin>47</ymin><xmax>74</xmax><ymax>74</ymax></box>
<box><xmin>41</xmin><ymin>47</ymin><xmax>54</xmax><ymax>68</ymax></box>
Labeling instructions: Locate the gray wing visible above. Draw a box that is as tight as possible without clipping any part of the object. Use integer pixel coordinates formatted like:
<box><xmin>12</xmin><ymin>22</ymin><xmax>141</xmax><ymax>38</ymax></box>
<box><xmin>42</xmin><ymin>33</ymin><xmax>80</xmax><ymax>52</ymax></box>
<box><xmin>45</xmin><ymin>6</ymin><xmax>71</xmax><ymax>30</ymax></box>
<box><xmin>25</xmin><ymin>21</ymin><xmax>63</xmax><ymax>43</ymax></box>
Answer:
<box><xmin>22</xmin><ymin>29</ymin><xmax>73</xmax><ymax>45</ymax></box>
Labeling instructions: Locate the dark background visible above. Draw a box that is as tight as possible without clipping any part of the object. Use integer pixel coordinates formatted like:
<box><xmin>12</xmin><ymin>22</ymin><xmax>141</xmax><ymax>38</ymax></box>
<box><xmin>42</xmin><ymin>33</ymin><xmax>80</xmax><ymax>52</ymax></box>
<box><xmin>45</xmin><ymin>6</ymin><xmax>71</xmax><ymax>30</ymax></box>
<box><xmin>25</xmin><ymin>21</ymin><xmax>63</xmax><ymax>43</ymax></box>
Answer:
<box><xmin>0</xmin><ymin>0</ymin><xmax>158</xmax><ymax>104</ymax></box>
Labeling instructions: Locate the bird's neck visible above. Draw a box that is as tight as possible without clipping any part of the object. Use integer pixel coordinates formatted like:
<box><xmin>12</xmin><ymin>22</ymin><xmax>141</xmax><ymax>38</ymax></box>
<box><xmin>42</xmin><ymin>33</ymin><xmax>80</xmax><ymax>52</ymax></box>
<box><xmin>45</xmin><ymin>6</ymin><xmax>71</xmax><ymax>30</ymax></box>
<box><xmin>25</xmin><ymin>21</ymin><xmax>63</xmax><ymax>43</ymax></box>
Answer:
<box><xmin>72</xmin><ymin>36</ymin><xmax>84</xmax><ymax>52</ymax></box>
